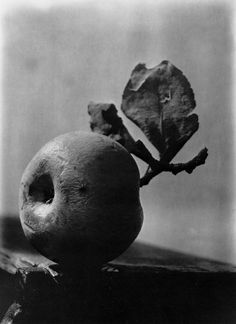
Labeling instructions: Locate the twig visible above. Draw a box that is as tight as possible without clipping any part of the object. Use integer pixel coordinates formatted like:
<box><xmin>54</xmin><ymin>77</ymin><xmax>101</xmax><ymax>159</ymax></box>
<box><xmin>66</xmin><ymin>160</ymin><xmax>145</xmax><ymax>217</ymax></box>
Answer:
<box><xmin>140</xmin><ymin>148</ymin><xmax>208</xmax><ymax>187</ymax></box>
<box><xmin>131</xmin><ymin>140</ymin><xmax>159</xmax><ymax>168</ymax></box>
<box><xmin>87</xmin><ymin>102</ymin><xmax>208</xmax><ymax>187</ymax></box>
<box><xmin>1</xmin><ymin>302</ymin><xmax>22</xmax><ymax>324</ymax></box>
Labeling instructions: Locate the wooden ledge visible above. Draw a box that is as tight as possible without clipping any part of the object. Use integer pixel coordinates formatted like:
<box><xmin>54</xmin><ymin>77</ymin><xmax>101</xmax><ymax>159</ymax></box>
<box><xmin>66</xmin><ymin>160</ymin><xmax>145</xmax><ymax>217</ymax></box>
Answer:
<box><xmin>0</xmin><ymin>216</ymin><xmax>236</xmax><ymax>323</ymax></box>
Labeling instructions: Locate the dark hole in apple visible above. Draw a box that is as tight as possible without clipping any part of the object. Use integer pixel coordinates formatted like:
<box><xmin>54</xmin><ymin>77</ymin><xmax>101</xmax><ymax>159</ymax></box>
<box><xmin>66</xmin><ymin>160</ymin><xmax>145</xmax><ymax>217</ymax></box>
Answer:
<box><xmin>29</xmin><ymin>174</ymin><xmax>54</xmax><ymax>204</ymax></box>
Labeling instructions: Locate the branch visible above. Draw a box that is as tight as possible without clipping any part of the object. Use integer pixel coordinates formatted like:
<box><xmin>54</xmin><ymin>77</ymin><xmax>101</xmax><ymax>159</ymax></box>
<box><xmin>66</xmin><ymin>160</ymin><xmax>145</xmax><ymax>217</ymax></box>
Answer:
<box><xmin>140</xmin><ymin>148</ymin><xmax>208</xmax><ymax>187</ymax></box>
<box><xmin>87</xmin><ymin>102</ymin><xmax>208</xmax><ymax>187</ymax></box>
<box><xmin>131</xmin><ymin>140</ymin><xmax>159</xmax><ymax>167</ymax></box>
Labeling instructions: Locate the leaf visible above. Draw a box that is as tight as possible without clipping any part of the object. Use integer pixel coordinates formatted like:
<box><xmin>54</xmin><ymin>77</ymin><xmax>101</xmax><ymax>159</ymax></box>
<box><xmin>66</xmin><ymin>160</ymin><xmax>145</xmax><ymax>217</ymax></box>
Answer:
<box><xmin>88</xmin><ymin>102</ymin><xmax>137</xmax><ymax>153</ymax></box>
<box><xmin>88</xmin><ymin>102</ymin><xmax>165</xmax><ymax>165</ymax></box>
<box><xmin>121</xmin><ymin>60</ymin><xmax>199</xmax><ymax>162</ymax></box>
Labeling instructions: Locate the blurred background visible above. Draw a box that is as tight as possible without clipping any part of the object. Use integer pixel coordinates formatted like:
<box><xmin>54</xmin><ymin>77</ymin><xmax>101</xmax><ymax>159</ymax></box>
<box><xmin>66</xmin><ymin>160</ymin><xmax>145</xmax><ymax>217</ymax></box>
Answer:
<box><xmin>1</xmin><ymin>0</ymin><xmax>235</xmax><ymax>264</ymax></box>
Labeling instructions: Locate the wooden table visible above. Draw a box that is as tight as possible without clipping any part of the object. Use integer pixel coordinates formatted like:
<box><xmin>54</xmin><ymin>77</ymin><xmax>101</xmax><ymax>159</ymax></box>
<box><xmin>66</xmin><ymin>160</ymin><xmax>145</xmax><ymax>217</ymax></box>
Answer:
<box><xmin>1</xmin><ymin>216</ymin><xmax>236</xmax><ymax>323</ymax></box>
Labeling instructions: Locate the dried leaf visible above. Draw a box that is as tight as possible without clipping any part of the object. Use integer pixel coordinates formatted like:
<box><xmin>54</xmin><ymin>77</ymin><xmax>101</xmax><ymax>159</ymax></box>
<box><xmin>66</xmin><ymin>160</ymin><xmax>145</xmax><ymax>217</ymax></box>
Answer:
<box><xmin>88</xmin><ymin>102</ymin><xmax>164</xmax><ymax>165</ymax></box>
<box><xmin>121</xmin><ymin>61</ymin><xmax>199</xmax><ymax>162</ymax></box>
<box><xmin>88</xmin><ymin>102</ymin><xmax>137</xmax><ymax>153</ymax></box>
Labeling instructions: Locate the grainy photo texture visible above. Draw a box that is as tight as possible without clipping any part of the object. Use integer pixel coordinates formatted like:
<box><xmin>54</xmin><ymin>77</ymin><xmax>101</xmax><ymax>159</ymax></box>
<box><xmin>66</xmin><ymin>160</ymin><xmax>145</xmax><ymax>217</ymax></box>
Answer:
<box><xmin>0</xmin><ymin>1</ymin><xmax>235</xmax><ymax>323</ymax></box>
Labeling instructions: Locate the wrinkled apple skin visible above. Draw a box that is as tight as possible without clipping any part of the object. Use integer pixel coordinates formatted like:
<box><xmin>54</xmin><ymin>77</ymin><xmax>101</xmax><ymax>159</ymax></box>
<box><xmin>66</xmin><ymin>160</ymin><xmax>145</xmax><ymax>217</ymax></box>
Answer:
<box><xmin>19</xmin><ymin>131</ymin><xmax>143</xmax><ymax>267</ymax></box>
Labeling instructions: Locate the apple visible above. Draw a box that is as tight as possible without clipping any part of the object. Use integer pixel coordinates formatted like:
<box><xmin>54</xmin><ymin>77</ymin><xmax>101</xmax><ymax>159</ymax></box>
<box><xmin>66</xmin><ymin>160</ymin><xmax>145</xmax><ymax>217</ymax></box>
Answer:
<box><xmin>19</xmin><ymin>131</ymin><xmax>143</xmax><ymax>268</ymax></box>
